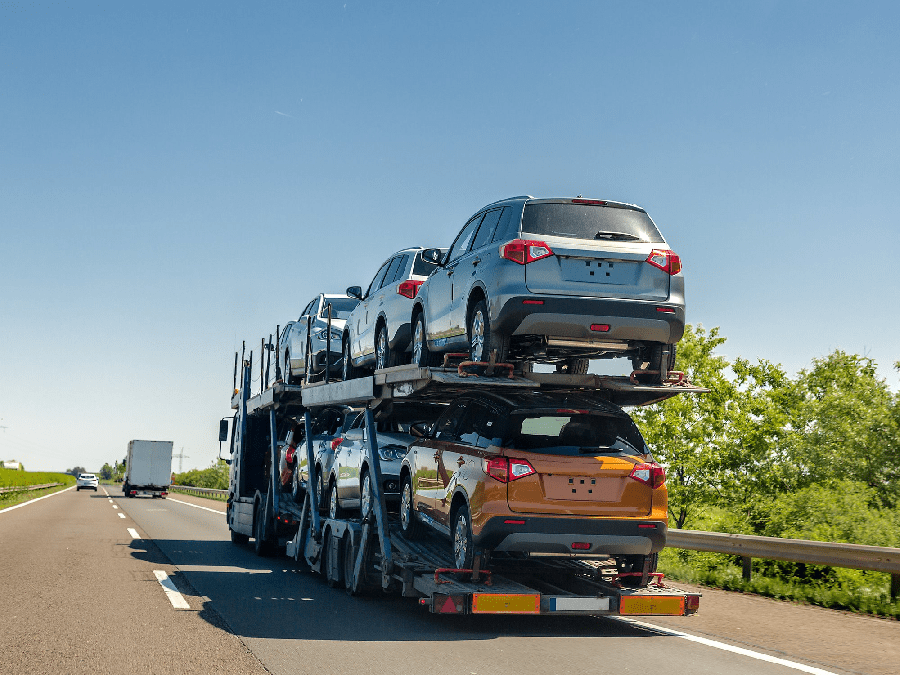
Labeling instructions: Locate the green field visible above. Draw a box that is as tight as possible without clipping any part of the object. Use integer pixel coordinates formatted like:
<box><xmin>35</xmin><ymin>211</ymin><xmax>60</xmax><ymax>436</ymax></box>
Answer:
<box><xmin>0</xmin><ymin>470</ymin><xmax>76</xmax><ymax>510</ymax></box>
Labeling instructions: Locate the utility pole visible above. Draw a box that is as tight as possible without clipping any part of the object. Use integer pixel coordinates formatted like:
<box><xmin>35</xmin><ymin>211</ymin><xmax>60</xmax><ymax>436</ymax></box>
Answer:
<box><xmin>172</xmin><ymin>447</ymin><xmax>189</xmax><ymax>474</ymax></box>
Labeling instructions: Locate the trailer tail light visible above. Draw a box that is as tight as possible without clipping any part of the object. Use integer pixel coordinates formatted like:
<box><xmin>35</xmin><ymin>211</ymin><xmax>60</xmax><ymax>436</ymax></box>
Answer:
<box><xmin>499</xmin><ymin>239</ymin><xmax>553</xmax><ymax>265</ymax></box>
<box><xmin>398</xmin><ymin>280</ymin><xmax>423</xmax><ymax>299</ymax></box>
<box><xmin>629</xmin><ymin>463</ymin><xmax>666</xmax><ymax>489</ymax></box>
<box><xmin>330</xmin><ymin>438</ymin><xmax>343</xmax><ymax>451</ymax></box>
<box><xmin>484</xmin><ymin>457</ymin><xmax>536</xmax><ymax>482</ymax></box>
<box><xmin>646</xmin><ymin>249</ymin><xmax>682</xmax><ymax>275</ymax></box>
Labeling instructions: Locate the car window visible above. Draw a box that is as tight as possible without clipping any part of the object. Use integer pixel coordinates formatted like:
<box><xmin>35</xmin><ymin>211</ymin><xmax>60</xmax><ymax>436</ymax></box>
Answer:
<box><xmin>382</xmin><ymin>255</ymin><xmax>406</xmax><ymax>288</ymax></box>
<box><xmin>521</xmin><ymin>203</ymin><xmax>665</xmax><ymax>243</ymax></box>
<box><xmin>456</xmin><ymin>401</ymin><xmax>501</xmax><ymax>448</ymax></box>
<box><xmin>390</xmin><ymin>254</ymin><xmax>411</xmax><ymax>283</ymax></box>
<box><xmin>447</xmin><ymin>214</ymin><xmax>484</xmax><ymax>264</ymax></box>
<box><xmin>492</xmin><ymin>205</ymin><xmax>520</xmax><ymax>243</ymax></box>
<box><xmin>365</xmin><ymin>261</ymin><xmax>391</xmax><ymax>297</ymax></box>
<box><xmin>320</xmin><ymin>297</ymin><xmax>359</xmax><ymax>319</ymax></box>
<box><xmin>471</xmin><ymin>209</ymin><xmax>503</xmax><ymax>251</ymax></box>
<box><xmin>412</xmin><ymin>249</ymin><xmax>444</xmax><ymax>276</ymax></box>
<box><xmin>499</xmin><ymin>411</ymin><xmax>648</xmax><ymax>456</ymax></box>
<box><xmin>432</xmin><ymin>401</ymin><xmax>468</xmax><ymax>441</ymax></box>
<box><xmin>300</xmin><ymin>299</ymin><xmax>316</xmax><ymax>318</ymax></box>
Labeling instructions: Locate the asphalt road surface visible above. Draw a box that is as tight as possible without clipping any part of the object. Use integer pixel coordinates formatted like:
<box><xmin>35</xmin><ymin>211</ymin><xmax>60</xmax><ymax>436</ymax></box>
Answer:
<box><xmin>1</xmin><ymin>487</ymin><xmax>897</xmax><ymax>675</ymax></box>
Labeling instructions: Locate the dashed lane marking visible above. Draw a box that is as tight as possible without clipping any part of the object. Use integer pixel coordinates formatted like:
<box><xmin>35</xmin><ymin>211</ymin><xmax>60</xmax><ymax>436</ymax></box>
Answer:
<box><xmin>166</xmin><ymin>497</ymin><xmax>226</xmax><ymax>515</ymax></box>
<box><xmin>112</xmin><ymin>504</ymin><xmax>119</xmax><ymax>509</ymax></box>
<box><xmin>0</xmin><ymin>486</ymin><xmax>75</xmax><ymax>514</ymax></box>
<box><xmin>127</xmin><ymin>528</ymin><xmax>140</xmax><ymax>539</ymax></box>
<box><xmin>153</xmin><ymin>570</ymin><xmax>190</xmax><ymax>610</ymax></box>
<box><xmin>616</xmin><ymin>618</ymin><xmax>838</xmax><ymax>674</ymax></box>
<box><xmin>118</xmin><ymin>512</ymin><xmax>126</xmax><ymax>519</ymax></box>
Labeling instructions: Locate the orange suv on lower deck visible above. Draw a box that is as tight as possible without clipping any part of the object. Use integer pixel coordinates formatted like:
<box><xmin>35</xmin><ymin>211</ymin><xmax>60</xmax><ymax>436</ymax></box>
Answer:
<box><xmin>398</xmin><ymin>390</ymin><xmax>667</xmax><ymax>585</ymax></box>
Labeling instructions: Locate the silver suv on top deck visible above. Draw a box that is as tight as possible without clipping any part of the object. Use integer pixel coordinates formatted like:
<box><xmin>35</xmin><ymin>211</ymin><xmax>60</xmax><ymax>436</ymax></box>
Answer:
<box><xmin>410</xmin><ymin>196</ymin><xmax>685</xmax><ymax>381</ymax></box>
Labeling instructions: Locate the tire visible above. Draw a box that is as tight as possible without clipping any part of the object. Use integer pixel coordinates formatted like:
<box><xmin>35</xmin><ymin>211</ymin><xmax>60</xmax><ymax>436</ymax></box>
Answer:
<box><xmin>468</xmin><ymin>299</ymin><xmax>507</xmax><ymax>363</ymax></box>
<box><xmin>342</xmin><ymin>533</ymin><xmax>357</xmax><ymax>593</ymax></box>
<box><xmin>322</xmin><ymin>531</ymin><xmax>342</xmax><ymax>588</ymax></box>
<box><xmin>617</xmin><ymin>552</ymin><xmax>658</xmax><ymax>588</ymax></box>
<box><xmin>327</xmin><ymin>480</ymin><xmax>342</xmax><ymax>520</ymax></box>
<box><xmin>231</xmin><ymin>528</ymin><xmax>249</xmax><ymax>546</ymax></box>
<box><xmin>451</xmin><ymin>504</ymin><xmax>475</xmax><ymax>570</ymax></box>
<box><xmin>253</xmin><ymin>502</ymin><xmax>273</xmax><ymax>557</ymax></box>
<box><xmin>374</xmin><ymin>324</ymin><xmax>399</xmax><ymax>371</ymax></box>
<box><xmin>76</xmin><ymin>487</ymin><xmax>81</xmax><ymax>491</ymax></box>
<box><xmin>411</xmin><ymin>312</ymin><xmax>436</xmax><ymax>367</ymax></box>
<box><xmin>315</xmin><ymin>468</ymin><xmax>326</xmax><ymax>513</ymax></box>
<box><xmin>556</xmin><ymin>358</ymin><xmax>589</xmax><ymax>375</ymax></box>
<box><xmin>398</xmin><ymin>474</ymin><xmax>423</xmax><ymax>540</ymax></box>
<box><xmin>360</xmin><ymin>470</ymin><xmax>372</xmax><ymax>519</ymax></box>
<box><xmin>342</xmin><ymin>336</ymin><xmax>358</xmax><ymax>380</ymax></box>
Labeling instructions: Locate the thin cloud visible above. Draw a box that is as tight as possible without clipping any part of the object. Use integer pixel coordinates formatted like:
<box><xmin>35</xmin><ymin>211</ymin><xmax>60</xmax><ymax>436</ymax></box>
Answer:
<box><xmin>275</xmin><ymin>111</ymin><xmax>295</xmax><ymax>118</ymax></box>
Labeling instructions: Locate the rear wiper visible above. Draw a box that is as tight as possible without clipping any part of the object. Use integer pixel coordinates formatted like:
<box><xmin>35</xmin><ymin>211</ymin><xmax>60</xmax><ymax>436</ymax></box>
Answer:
<box><xmin>578</xmin><ymin>447</ymin><xmax>622</xmax><ymax>454</ymax></box>
<box><xmin>594</xmin><ymin>231</ymin><xmax>641</xmax><ymax>241</ymax></box>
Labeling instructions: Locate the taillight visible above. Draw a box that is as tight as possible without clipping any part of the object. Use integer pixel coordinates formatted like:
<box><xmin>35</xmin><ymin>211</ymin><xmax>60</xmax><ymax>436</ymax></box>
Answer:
<box><xmin>646</xmin><ymin>249</ymin><xmax>682</xmax><ymax>275</ymax></box>
<box><xmin>484</xmin><ymin>457</ymin><xmax>536</xmax><ymax>482</ymax></box>
<box><xmin>330</xmin><ymin>437</ymin><xmax>343</xmax><ymax>451</ymax></box>
<box><xmin>499</xmin><ymin>239</ymin><xmax>554</xmax><ymax>265</ymax></box>
<box><xmin>398</xmin><ymin>280</ymin><xmax>423</xmax><ymax>299</ymax></box>
<box><xmin>629</xmin><ymin>463</ymin><xmax>666</xmax><ymax>489</ymax></box>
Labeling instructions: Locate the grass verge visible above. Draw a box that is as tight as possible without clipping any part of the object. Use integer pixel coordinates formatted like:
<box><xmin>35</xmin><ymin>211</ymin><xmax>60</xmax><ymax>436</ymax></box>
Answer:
<box><xmin>0</xmin><ymin>484</ymin><xmax>73</xmax><ymax>511</ymax></box>
<box><xmin>169</xmin><ymin>486</ymin><xmax>227</xmax><ymax>502</ymax></box>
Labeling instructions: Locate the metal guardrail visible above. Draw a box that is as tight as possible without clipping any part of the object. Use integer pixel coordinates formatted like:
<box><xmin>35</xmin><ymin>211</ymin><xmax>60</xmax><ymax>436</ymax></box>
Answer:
<box><xmin>667</xmin><ymin>528</ymin><xmax>900</xmax><ymax>599</ymax></box>
<box><xmin>169</xmin><ymin>485</ymin><xmax>228</xmax><ymax>497</ymax></box>
<box><xmin>0</xmin><ymin>482</ymin><xmax>63</xmax><ymax>494</ymax></box>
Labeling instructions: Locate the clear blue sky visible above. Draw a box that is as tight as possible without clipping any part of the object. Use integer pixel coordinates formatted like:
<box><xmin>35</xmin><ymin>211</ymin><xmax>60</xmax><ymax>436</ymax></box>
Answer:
<box><xmin>2</xmin><ymin>1</ymin><xmax>898</xmax><ymax>472</ymax></box>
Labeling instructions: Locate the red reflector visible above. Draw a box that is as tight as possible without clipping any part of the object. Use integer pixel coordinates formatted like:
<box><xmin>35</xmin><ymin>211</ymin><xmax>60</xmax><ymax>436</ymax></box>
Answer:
<box><xmin>686</xmin><ymin>595</ymin><xmax>700</xmax><ymax>612</ymax></box>
<box><xmin>656</xmin><ymin>307</ymin><xmax>675</xmax><ymax>314</ymax></box>
<box><xmin>638</xmin><ymin>523</ymin><xmax>658</xmax><ymax>529</ymax></box>
<box><xmin>571</xmin><ymin>199</ymin><xmax>607</xmax><ymax>206</ymax></box>
<box><xmin>504</xmin><ymin>519</ymin><xmax>526</xmax><ymax>525</ymax></box>
<box><xmin>590</xmin><ymin>324</ymin><xmax>610</xmax><ymax>332</ymax></box>
<box><xmin>522</xmin><ymin>299</ymin><xmax>544</xmax><ymax>305</ymax></box>
<box><xmin>571</xmin><ymin>542</ymin><xmax>591</xmax><ymax>550</ymax></box>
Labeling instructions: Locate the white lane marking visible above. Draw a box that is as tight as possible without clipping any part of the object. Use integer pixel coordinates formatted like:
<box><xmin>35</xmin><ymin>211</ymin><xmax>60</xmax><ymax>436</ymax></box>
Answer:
<box><xmin>617</xmin><ymin>618</ymin><xmax>838</xmax><ymax>674</ymax></box>
<box><xmin>127</xmin><ymin>528</ymin><xmax>140</xmax><ymax>539</ymax></box>
<box><xmin>166</xmin><ymin>497</ymin><xmax>226</xmax><ymax>515</ymax></box>
<box><xmin>153</xmin><ymin>570</ymin><xmax>190</xmax><ymax>610</ymax></box>
<box><xmin>112</xmin><ymin>504</ymin><xmax>119</xmax><ymax>509</ymax></box>
<box><xmin>118</xmin><ymin>512</ymin><xmax>126</xmax><ymax>519</ymax></box>
<box><xmin>108</xmin><ymin>498</ymin><xmax>113</xmax><ymax>503</ymax></box>
<box><xmin>0</xmin><ymin>486</ymin><xmax>75</xmax><ymax>514</ymax></box>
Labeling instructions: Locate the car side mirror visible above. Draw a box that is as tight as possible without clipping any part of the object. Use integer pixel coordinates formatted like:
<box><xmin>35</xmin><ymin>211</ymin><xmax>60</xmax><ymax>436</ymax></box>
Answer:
<box><xmin>346</xmin><ymin>285</ymin><xmax>363</xmax><ymax>300</ymax></box>
<box><xmin>410</xmin><ymin>422</ymin><xmax>432</xmax><ymax>438</ymax></box>
<box><xmin>421</xmin><ymin>248</ymin><xmax>444</xmax><ymax>266</ymax></box>
<box><xmin>218</xmin><ymin>419</ymin><xmax>229</xmax><ymax>442</ymax></box>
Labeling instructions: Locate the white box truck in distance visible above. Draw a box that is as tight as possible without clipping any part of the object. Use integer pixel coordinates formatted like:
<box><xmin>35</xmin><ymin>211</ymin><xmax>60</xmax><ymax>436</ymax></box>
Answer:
<box><xmin>123</xmin><ymin>440</ymin><xmax>173</xmax><ymax>498</ymax></box>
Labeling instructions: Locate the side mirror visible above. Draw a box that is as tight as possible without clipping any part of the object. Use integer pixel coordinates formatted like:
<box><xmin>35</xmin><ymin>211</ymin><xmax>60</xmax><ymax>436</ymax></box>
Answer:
<box><xmin>421</xmin><ymin>248</ymin><xmax>444</xmax><ymax>265</ymax></box>
<box><xmin>218</xmin><ymin>419</ymin><xmax>229</xmax><ymax>442</ymax></box>
<box><xmin>410</xmin><ymin>422</ymin><xmax>432</xmax><ymax>438</ymax></box>
<box><xmin>346</xmin><ymin>285</ymin><xmax>363</xmax><ymax>300</ymax></box>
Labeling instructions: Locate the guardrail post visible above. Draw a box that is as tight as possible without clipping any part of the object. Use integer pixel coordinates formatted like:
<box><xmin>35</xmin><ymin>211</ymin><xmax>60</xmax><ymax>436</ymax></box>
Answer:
<box><xmin>742</xmin><ymin>556</ymin><xmax>752</xmax><ymax>582</ymax></box>
<box><xmin>891</xmin><ymin>574</ymin><xmax>899</xmax><ymax>602</ymax></box>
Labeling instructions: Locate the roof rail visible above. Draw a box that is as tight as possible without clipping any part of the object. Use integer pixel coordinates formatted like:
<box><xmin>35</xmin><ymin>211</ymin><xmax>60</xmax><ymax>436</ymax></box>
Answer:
<box><xmin>480</xmin><ymin>195</ymin><xmax>534</xmax><ymax>209</ymax></box>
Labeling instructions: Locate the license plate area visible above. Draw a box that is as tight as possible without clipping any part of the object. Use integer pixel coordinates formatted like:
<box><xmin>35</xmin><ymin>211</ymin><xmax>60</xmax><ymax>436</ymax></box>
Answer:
<box><xmin>560</xmin><ymin>257</ymin><xmax>637</xmax><ymax>285</ymax></box>
<box><xmin>542</xmin><ymin>475</ymin><xmax>621</xmax><ymax>501</ymax></box>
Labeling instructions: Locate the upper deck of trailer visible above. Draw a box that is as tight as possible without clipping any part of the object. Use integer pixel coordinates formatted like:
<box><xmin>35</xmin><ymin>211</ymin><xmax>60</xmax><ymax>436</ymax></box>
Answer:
<box><xmin>232</xmin><ymin>363</ymin><xmax>708</xmax><ymax>415</ymax></box>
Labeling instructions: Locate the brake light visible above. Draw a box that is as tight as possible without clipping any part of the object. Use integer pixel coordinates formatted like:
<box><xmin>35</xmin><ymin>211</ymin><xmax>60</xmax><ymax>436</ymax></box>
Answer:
<box><xmin>646</xmin><ymin>249</ymin><xmax>682</xmax><ymax>275</ymax></box>
<box><xmin>656</xmin><ymin>307</ymin><xmax>675</xmax><ymax>313</ymax></box>
<box><xmin>330</xmin><ymin>438</ymin><xmax>343</xmax><ymax>451</ymax></box>
<box><xmin>571</xmin><ymin>199</ymin><xmax>607</xmax><ymax>206</ymax></box>
<box><xmin>484</xmin><ymin>457</ymin><xmax>536</xmax><ymax>482</ymax></box>
<box><xmin>590</xmin><ymin>324</ymin><xmax>610</xmax><ymax>332</ymax></box>
<box><xmin>629</xmin><ymin>463</ymin><xmax>666</xmax><ymax>489</ymax></box>
<box><xmin>571</xmin><ymin>542</ymin><xmax>591</xmax><ymax>550</ymax></box>
<box><xmin>499</xmin><ymin>239</ymin><xmax>554</xmax><ymax>265</ymax></box>
<box><xmin>398</xmin><ymin>280</ymin><xmax>423</xmax><ymax>299</ymax></box>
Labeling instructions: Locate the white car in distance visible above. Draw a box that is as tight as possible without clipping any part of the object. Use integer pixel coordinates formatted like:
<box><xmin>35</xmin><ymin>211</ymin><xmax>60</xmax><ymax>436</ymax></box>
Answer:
<box><xmin>76</xmin><ymin>473</ymin><xmax>99</xmax><ymax>491</ymax></box>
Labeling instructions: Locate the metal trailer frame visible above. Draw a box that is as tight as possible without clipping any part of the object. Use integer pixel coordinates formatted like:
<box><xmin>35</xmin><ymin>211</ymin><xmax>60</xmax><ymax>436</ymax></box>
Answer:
<box><xmin>229</xmin><ymin>361</ymin><xmax>705</xmax><ymax>616</ymax></box>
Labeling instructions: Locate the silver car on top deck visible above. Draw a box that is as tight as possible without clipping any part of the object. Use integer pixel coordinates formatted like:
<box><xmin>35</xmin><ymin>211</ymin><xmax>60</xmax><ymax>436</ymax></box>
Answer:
<box><xmin>279</xmin><ymin>293</ymin><xmax>360</xmax><ymax>384</ymax></box>
<box><xmin>409</xmin><ymin>196</ymin><xmax>686</xmax><ymax>381</ymax></box>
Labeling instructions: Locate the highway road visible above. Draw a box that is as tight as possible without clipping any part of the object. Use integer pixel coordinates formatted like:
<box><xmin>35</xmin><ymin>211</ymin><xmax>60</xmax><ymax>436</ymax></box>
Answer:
<box><xmin>1</xmin><ymin>487</ymin><xmax>897</xmax><ymax>675</ymax></box>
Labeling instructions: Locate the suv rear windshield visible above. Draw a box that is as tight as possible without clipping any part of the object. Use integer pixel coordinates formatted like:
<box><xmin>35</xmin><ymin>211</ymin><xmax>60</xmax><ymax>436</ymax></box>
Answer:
<box><xmin>521</xmin><ymin>203</ymin><xmax>665</xmax><ymax>243</ymax></box>
<box><xmin>320</xmin><ymin>297</ymin><xmax>359</xmax><ymax>319</ymax></box>
<box><xmin>500</xmin><ymin>412</ymin><xmax>648</xmax><ymax>456</ymax></box>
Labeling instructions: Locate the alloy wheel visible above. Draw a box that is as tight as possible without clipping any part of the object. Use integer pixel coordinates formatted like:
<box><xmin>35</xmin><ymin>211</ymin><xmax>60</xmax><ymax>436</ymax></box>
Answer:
<box><xmin>470</xmin><ymin>308</ymin><xmax>485</xmax><ymax>362</ymax></box>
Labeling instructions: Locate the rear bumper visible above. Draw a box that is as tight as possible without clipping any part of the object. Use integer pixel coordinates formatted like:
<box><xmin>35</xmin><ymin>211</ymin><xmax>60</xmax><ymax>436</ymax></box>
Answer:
<box><xmin>493</xmin><ymin>295</ymin><xmax>685</xmax><ymax>347</ymax></box>
<box><xmin>475</xmin><ymin>516</ymin><xmax>667</xmax><ymax>556</ymax></box>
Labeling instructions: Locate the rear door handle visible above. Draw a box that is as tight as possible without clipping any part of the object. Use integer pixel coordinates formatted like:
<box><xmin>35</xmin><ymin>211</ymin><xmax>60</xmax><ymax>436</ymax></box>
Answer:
<box><xmin>471</xmin><ymin>257</ymin><xmax>481</xmax><ymax>266</ymax></box>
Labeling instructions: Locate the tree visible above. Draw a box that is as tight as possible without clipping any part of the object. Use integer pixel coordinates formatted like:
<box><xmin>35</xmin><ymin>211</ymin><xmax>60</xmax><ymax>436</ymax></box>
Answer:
<box><xmin>99</xmin><ymin>463</ymin><xmax>114</xmax><ymax>480</ymax></box>
<box><xmin>66</xmin><ymin>466</ymin><xmax>87</xmax><ymax>476</ymax></box>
